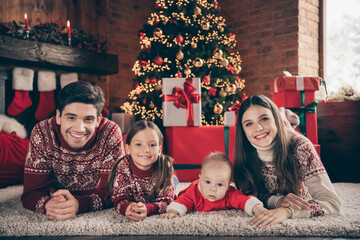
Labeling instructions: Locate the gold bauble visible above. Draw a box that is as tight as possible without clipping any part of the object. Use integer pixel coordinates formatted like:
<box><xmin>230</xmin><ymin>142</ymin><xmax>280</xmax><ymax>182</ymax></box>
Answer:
<box><xmin>145</xmin><ymin>78</ymin><xmax>150</xmax><ymax>83</ymax></box>
<box><xmin>149</xmin><ymin>101</ymin><xmax>155</xmax><ymax>109</ymax></box>
<box><xmin>155</xmin><ymin>84</ymin><xmax>162</xmax><ymax>91</ymax></box>
<box><xmin>219</xmin><ymin>27</ymin><xmax>224</xmax><ymax>32</ymax></box>
<box><xmin>153</xmin><ymin>28</ymin><xmax>163</xmax><ymax>38</ymax></box>
<box><xmin>231</xmin><ymin>84</ymin><xmax>237</xmax><ymax>93</ymax></box>
<box><xmin>193</xmin><ymin>58</ymin><xmax>204</xmax><ymax>67</ymax></box>
<box><xmin>191</xmin><ymin>42</ymin><xmax>197</xmax><ymax>49</ymax></box>
<box><xmin>176</xmin><ymin>50</ymin><xmax>184</xmax><ymax>60</ymax></box>
<box><xmin>213</xmin><ymin>49</ymin><xmax>223</xmax><ymax>59</ymax></box>
<box><xmin>220</xmin><ymin>58</ymin><xmax>229</xmax><ymax>67</ymax></box>
<box><xmin>219</xmin><ymin>89</ymin><xmax>227</xmax><ymax>98</ymax></box>
<box><xmin>234</xmin><ymin>65</ymin><xmax>242</xmax><ymax>74</ymax></box>
<box><xmin>225</xmin><ymin>86</ymin><xmax>232</xmax><ymax>93</ymax></box>
<box><xmin>194</xmin><ymin>6</ymin><xmax>202</xmax><ymax>15</ymax></box>
<box><xmin>184</xmin><ymin>68</ymin><xmax>191</xmax><ymax>76</ymax></box>
<box><xmin>201</xmin><ymin>21</ymin><xmax>210</xmax><ymax>30</ymax></box>
<box><xmin>214</xmin><ymin>103</ymin><xmax>223</xmax><ymax>114</ymax></box>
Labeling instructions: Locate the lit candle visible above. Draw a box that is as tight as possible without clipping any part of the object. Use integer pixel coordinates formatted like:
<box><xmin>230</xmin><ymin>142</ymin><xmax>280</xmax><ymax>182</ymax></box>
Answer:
<box><xmin>67</xmin><ymin>20</ymin><xmax>71</xmax><ymax>38</ymax></box>
<box><xmin>24</xmin><ymin>13</ymin><xmax>29</xmax><ymax>30</ymax></box>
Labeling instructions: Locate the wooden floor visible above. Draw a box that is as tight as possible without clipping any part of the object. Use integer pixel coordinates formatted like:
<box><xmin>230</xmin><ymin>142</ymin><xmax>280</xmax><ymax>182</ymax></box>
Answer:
<box><xmin>0</xmin><ymin>236</ymin><xmax>358</xmax><ymax>240</ymax></box>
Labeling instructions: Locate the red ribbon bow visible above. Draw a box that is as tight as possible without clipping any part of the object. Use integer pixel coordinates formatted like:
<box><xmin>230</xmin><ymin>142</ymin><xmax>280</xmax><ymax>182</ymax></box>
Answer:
<box><xmin>228</xmin><ymin>102</ymin><xmax>241</xmax><ymax>112</ymax></box>
<box><xmin>164</xmin><ymin>78</ymin><xmax>200</xmax><ymax>126</ymax></box>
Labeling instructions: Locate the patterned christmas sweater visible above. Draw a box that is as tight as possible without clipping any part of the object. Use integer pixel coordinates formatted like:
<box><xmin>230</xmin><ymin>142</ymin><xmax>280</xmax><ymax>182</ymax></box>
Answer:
<box><xmin>166</xmin><ymin>179</ymin><xmax>263</xmax><ymax>216</ymax></box>
<box><xmin>21</xmin><ymin>116</ymin><xmax>125</xmax><ymax>214</ymax></box>
<box><xmin>254</xmin><ymin>132</ymin><xmax>341</xmax><ymax>218</ymax></box>
<box><xmin>111</xmin><ymin>155</ymin><xmax>175</xmax><ymax>216</ymax></box>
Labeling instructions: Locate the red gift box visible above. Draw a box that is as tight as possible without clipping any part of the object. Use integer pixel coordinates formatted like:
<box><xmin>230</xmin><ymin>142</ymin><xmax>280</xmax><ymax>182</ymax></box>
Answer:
<box><xmin>271</xmin><ymin>76</ymin><xmax>319</xmax><ymax>144</ymax></box>
<box><xmin>166</xmin><ymin>126</ymin><xmax>236</xmax><ymax>182</ymax></box>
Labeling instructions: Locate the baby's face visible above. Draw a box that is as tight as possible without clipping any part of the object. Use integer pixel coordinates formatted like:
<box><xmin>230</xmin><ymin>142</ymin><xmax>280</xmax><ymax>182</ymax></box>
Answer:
<box><xmin>198</xmin><ymin>162</ymin><xmax>231</xmax><ymax>202</ymax></box>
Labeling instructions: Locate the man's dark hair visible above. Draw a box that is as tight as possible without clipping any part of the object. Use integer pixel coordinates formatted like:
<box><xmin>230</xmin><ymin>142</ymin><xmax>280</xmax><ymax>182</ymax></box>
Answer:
<box><xmin>57</xmin><ymin>80</ymin><xmax>105</xmax><ymax>116</ymax></box>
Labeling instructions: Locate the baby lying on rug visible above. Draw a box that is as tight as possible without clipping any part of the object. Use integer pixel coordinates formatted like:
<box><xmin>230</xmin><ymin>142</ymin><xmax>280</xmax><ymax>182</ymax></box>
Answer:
<box><xmin>160</xmin><ymin>152</ymin><xmax>267</xmax><ymax>222</ymax></box>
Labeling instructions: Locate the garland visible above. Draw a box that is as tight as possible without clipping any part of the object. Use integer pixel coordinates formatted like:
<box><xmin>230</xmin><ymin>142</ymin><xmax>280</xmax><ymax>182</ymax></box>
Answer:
<box><xmin>0</xmin><ymin>21</ymin><xmax>111</xmax><ymax>53</ymax></box>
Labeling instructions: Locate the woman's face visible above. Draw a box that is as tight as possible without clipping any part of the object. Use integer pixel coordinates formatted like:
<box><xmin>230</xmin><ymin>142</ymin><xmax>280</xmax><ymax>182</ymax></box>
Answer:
<box><xmin>241</xmin><ymin>105</ymin><xmax>278</xmax><ymax>148</ymax></box>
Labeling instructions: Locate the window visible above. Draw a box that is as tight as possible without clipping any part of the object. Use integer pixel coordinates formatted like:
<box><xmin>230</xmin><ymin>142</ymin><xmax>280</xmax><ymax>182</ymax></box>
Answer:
<box><xmin>325</xmin><ymin>0</ymin><xmax>360</xmax><ymax>93</ymax></box>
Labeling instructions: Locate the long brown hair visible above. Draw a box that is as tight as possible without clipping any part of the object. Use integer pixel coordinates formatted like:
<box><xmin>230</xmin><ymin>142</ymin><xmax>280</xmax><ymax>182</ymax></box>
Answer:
<box><xmin>107</xmin><ymin>120</ymin><xmax>174</xmax><ymax>202</ymax></box>
<box><xmin>233</xmin><ymin>94</ymin><xmax>300</xmax><ymax>200</ymax></box>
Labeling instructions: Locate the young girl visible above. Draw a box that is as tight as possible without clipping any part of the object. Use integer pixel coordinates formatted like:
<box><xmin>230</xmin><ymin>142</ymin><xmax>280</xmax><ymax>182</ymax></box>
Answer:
<box><xmin>234</xmin><ymin>94</ymin><xmax>340</xmax><ymax>227</ymax></box>
<box><xmin>108</xmin><ymin>120</ymin><xmax>175</xmax><ymax>221</ymax></box>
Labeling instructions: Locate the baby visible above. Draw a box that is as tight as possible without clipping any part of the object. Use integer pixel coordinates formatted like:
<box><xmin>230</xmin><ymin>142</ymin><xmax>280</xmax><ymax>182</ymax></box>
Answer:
<box><xmin>160</xmin><ymin>152</ymin><xmax>266</xmax><ymax>218</ymax></box>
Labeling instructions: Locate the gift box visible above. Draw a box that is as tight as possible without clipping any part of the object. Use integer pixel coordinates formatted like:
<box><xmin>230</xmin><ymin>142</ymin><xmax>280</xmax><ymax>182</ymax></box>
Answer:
<box><xmin>271</xmin><ymin>76</ymin><xmax>319</xmax><ymax>144</ymax></box>
<box><xmin>162</xmin><ymin>78</ymin><xmax>201</xmax><ymax>127</ymax></box>
<box><xmin>166</xmin><ymin>126</ymin><xmax>236</xmax><ymax>182</ymax></box>
<box><xmin>110</xmin><ymin>113</ymin><xmax>134</xmax><ymax>134</ymax></box>
<box><xmin>224</xmin><ymin>111</ymin><xmax>236</xmax><ymax>126</ymax></box>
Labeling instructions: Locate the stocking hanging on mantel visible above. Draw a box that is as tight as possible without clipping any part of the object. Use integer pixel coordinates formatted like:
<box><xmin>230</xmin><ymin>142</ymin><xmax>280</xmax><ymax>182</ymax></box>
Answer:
<box><xmin>7</xmin><ymin>67</ymin><xmax>34</xmax><ymax>116</ymax></box>
<box><xmin>60</xmin><ymin>72</ymin><xmax>78</xmax><ymax>89</ymax></box>
<box><xmin>35</xmin><ymin>71</ymin><xmax>56</xmax><ymax>121</ymax></box>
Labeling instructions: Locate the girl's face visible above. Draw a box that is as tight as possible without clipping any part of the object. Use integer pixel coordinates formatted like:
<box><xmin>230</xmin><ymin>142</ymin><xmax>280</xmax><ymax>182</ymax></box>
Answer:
<box><xmin>241</xmin><ymin>105</ymin><xmax>278</xmax><ymax>148</ymax></box>
<box><xmin>126</xmin><ymin>128</ymin><xmax>162</xmax><ymax>171</ymax></box>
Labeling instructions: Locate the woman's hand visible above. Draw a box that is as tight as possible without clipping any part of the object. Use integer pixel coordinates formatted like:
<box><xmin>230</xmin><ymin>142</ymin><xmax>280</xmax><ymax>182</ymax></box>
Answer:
<box><xmin>125</xmin><ymin>202</ymin><xmax>147</xmax><ymax>221</ymax></box>
<box><xmin>250</xmin><ymin>207</ymin><xmax>292</xmax><ymax>227</ymax></box>
<box><xmin>277</xmin><ymin>193</ymin><xmax>310</xmax><ymax>210</ymax></box>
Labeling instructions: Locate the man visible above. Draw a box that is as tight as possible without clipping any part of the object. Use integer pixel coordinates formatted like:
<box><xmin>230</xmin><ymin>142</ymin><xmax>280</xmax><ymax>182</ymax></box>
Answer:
<box><xmin>21</xmin><ymin>81</ymin><xmax>125</xmax><ymax>221</ymax></box>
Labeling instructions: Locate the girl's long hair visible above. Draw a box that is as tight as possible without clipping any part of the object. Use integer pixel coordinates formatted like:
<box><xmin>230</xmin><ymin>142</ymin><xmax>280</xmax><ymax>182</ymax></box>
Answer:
<box><xmin>233</xmin><ymin>94</ymin><xmax>300</xmax><ymax>200</ymax></box>
<box><xmin>107</xmin><ymin>120</ymin><xmax>173</xmax><ymax>202</ymax></box>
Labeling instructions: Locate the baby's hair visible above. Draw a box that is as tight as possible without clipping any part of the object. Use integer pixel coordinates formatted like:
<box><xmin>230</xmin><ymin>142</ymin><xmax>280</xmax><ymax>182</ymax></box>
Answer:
<box><xmin>107</xmin><ymin>120</ymin><xmax>173</xmax><ymax>201</ymax></box>
<box><xmin>201</xmin><ymin>152</ymin><xmax>233</xmax><ymax>177</ymax></box>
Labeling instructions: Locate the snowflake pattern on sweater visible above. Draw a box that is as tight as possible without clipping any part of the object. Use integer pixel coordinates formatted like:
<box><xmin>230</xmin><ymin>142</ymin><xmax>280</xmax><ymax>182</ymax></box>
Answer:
<box><xmin>111</xmin><ymin>155</ymin><xmax>175</xmax><ymax>216</ymax></box>
<box><xmin>21</xmin><ymin>117</ymin><xmax>125</xmax><ymax>214</ymax></box>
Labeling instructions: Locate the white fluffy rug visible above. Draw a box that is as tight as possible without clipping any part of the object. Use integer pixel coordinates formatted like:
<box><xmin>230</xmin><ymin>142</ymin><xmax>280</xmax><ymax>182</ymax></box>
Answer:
<box><xmin>0</xmin><ymin>183</ymin><xmax>359</xmax><ymax>237</ymax></box>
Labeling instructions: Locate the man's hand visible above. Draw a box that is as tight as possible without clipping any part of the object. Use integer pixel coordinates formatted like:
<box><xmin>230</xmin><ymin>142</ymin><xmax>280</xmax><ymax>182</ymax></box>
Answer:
<box><xmin>45</xmin><ymin>189</ymin><xmax>79</xmax><ymax>221</ymax></box>
<box><xmin>125</xmin><ymin>202</ymin><xmax>147</xmax><ymax>221</ymax></box>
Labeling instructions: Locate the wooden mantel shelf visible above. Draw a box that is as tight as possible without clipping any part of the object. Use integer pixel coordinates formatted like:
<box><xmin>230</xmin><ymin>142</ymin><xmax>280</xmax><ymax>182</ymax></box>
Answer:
<box><xmin>0</xmin><ymin>35</ymin><xmax>118</xmax><ymax>75</ymax></box>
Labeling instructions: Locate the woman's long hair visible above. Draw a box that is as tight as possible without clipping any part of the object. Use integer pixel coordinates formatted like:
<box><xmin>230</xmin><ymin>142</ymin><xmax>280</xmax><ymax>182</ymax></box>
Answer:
<box><xmin>107</xmin><ymin>120</ymin><xmax>173</xmax><ymax>202</ymax></box>
<box><xmin>233</xmin><ymin>94</ymin><xmax>300</xmax><ymax>200</ymax></box>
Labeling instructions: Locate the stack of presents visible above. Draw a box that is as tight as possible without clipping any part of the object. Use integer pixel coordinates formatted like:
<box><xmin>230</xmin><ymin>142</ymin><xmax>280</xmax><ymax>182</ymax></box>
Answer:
<box><xmin>113</xmin><ymin>76</ymin><xmax>320</xmax><ymax>182</ymax></box>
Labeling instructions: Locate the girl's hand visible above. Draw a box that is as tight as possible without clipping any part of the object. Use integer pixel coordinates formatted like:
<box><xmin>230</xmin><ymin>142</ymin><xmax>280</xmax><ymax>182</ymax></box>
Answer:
<box><xmin>277</xmin><ymin>193</ymin><xmax>310</xmax><ymax>210</ymax></box>
<box><xmin>160</xmin><ymin>209</ymin><xmax>180</xmax><ymax>219</ymax></box>
<box><xmin>125</xmin><ymin>202</ymin><xmax>147</xmax><ymax>221</ymax></box>
<box><xmin>250</xmin><ymin>207</ymin><xmax>292</xmax><ymax>227</ymax></box>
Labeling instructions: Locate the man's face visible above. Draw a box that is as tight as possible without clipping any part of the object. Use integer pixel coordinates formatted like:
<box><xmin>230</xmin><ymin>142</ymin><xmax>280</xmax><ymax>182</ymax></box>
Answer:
<box><xmin>56</xmin><ymin>102</ymin><xmax>100</xmax><ymax>149</ymax></box>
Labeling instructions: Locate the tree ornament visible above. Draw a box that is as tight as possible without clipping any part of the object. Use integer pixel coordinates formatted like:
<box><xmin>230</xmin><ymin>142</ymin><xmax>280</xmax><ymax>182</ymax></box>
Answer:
<box><xmin>193</xmin><ymin>57</ymin><xmax>204</xmax><ymax>67</ymax></box>
<box><xmin>153</xmin><ymin>28</ymin><xmax>163</xmax><ymax>38</ymax></box>
<box><xmin>234</xmin><ymin>65</ymin><xmax>242</xmax><ymax>74</ymax></box>
<box><xmin>134</xmin><ymin>81</ymin><xmax>140</xmax><ymax>88</ymax></box>
<box><xmin>202</xmin><ymin>75</ymin><xmax>210</xmax><ymax>84</ymax></box>
<box><xmin>149</xmin><ymin>101</ymin><xmax>155</xmax><ymax>109</ymax></box>
<box><xmin>231</xmin><ymin>84</ymin><xmax>237</xmax><ymax>93</ymax></box>
<box><xmin>201</xmin><ymin>21</ymin><xmax>210</xmax><ymax>30</ymax></box>
<box><xmin>214</xmin><ymin>103</ymin><xmax>223</xmax><ymax>114</ymax></box>
<box><xmin>142</xmin><ymin>98</ymin><xmax>147</xmax><ymax>104</ymax></box>
<box><xmin>194</xmin><ymin>6</ymin><xmax>202</xmax><ymax>15</ymax></box>
<box><xmin>225</xmin><ymin>86</ymin><xmax>231</xmax><ymax>93</ymax></box>
<box><xmin>153</xmin><ymin>56</ymin><xmax>163</xmax><ymax>65</ymax></box>
<box><xmin>219</xmin><ymin>89</ymin><xmax>227</xmax><ymax>98</ymax></box>
<box><xmin>162</xmin><ymin>18</ymin><xmax>169</xmax><ymax>25</ymax></box>
<box><xmin>191</xmin><ymin>42</ymin><xmax>197</xmax><ymax>49</ymax></box>
<box><xmin>150</xmin><ymin>77</ymin><xmax>157</xmax><ymax>84</ymax></box>
<box><xmin>220</xmin><ymin>58</ymin><xmax>229</xmax><ymax>67</ymax></box>
<box><xmin>155</xmin><ymin>84</ymin><xmax>162</xmax><ymax>91</ymax></box>
<box><xmin>176</xmin><ymin>35</ymin><xmax>184</xmax><ymax>43</ymax></box>
<box><xmin>145</xmin><ymin>78</ymin><xmax>150</xmax><ymax>83</ymax></box>
<box><xmin>176</xmin><ymin>50</ymin><xmax>184</xmax><ymax>60</ymax></box>
<box><xmin>184</xmin><ymin>68</ymin><xmax>191</xmax><ymax>76</ymax></box>
<box><xmin>219</xmin><ymin>27</ymin><xmax>224</xmax><ymax>32</ymax></box>
<box><xmin>213</xmin><ymin>49</ymin><xmax>223</xmax><ymax>59</ymax></box>
<box><xmin>175</xmin><ymin>72</ymin><xmax>182</xmax><ymax>78</ymax></box>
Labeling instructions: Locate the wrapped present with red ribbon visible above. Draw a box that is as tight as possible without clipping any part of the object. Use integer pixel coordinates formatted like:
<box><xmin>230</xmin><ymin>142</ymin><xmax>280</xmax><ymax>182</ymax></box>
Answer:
<box><xmin>224</xmin><ymin>102</ymin><xmax>241</xmax><ymax>126</ymax></box>
<box><xmin>166</xmin><ymin>125</ymin><xmax>236</xmax><ymax>182</ymax></box>
<box><xmin>271</xmin><ymin>76</ymin><xmax>319</xmax><ymax>144</ymax></box>
<box><xmin>163</xmin><ymin>78</ymin><xmax>201</xmax><ymax>127</ymax></box>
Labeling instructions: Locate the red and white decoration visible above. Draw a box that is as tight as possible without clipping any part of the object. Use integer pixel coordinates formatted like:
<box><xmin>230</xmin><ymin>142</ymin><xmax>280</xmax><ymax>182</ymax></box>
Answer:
<box><xmin>35</xmin><ymin>71</ymin><xmax>56</xmax><ymax>121</ymax></box>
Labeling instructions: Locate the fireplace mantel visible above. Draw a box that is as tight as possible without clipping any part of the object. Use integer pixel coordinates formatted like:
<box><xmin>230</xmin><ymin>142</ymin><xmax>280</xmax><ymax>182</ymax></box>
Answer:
<box><xmin>0</xmin><ymin>35</ymin><xmax>118</xmax><ymax>75</ymax></box>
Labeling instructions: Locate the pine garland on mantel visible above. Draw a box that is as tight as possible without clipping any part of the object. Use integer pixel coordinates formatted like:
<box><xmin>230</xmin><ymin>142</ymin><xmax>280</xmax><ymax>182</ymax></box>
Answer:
<box><xmin>0</xmin><ymin>20</ymin><xmax>111</xmax><ymax>53</ymax></box>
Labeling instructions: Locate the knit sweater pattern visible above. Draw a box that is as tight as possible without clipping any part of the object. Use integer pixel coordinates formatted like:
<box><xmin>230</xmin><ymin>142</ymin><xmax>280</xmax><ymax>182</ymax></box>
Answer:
<box><xmin>111</xmin><ymin>155</ymin><xmax>175</xmax><ymax>216</ymax></box>
<box><xmin>21</xmin><ymin>117</ymin><xmax>125</xmax><ymax>214</ymax></box>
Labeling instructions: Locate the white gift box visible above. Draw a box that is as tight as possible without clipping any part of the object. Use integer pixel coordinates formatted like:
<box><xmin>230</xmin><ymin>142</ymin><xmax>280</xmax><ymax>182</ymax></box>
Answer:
<box><xmin>162</xmin><ymin>78</ymin><xmax>201</xmax><ymax>127</ymax></box>
<box><xmin>111</xmin><ymin>113</ymin><xmax>135</xmax><ymax>134</ymax></box>
<box><xmin>224</xmin><ymin>111</ymin><xmax>236</xmax><ymax>126</ymax></box>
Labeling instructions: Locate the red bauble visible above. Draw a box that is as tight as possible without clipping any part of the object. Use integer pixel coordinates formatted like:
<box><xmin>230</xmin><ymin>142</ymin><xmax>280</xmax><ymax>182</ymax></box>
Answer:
<box><xmin>142</xmin><ymin>98</ymin><xmax>147</xmax><ymax>104</ymax></box>
<box><xmin>153</xmin><ymin>56</ymin><xmax>163</xmax><ymax>65</ymax></box>
<box><xmin>175</xmin><ymin>72</ymin><xmax>182</xmax><ymax>78</ymax></box>
<box><xmin>150</xmin><ymin>77</ymin><xmax>157</xmax><ymax>84</ymax></box>
<box><xmin>176</xmin><ymin>35</ymin><xmax>184</xmax><ymax>43</ymax></box>
<box><xmin>140</xmin><ymin>60</ymin><xmax>148</xmax><ymax>67</ymax></box>
<box><xmin>134</xmin><ymin>81</ymin><xmax>140</xmax><ymax>88</ymax></box>
<box><xmin>202</xmin><ymin>76</ymin><xmax>211</xmax><ymax>84</ymax></box>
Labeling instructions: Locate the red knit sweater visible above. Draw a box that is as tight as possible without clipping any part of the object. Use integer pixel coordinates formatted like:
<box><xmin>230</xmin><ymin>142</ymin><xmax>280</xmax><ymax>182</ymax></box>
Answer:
<box><xmin>21</xmin><ymin>116</ymin><xmax>125</xmax><ymax>214</ymax></box>
<box><xmin>111</xmin><ymin>155</ymin><xmax>175</xmax><ymax>216</ymax></box>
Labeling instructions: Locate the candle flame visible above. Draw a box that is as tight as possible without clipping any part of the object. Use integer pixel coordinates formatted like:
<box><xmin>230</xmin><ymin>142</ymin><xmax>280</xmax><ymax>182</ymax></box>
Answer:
<box><xmin>25</xmin><ymin>13</ymin><xmax>27</xmax><ymax>19</ymax></box>
<box><xmin>67</xmin><ymin>20</ymin><xmax>70</xmax><ymax>27</ymax></box>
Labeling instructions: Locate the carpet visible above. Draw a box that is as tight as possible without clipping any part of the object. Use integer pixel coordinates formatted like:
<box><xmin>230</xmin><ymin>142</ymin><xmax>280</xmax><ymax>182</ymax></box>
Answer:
<box><xmin>0</xmin><ymin>183</ymin><xmax>359</xmax><ymax>237</ymax></box>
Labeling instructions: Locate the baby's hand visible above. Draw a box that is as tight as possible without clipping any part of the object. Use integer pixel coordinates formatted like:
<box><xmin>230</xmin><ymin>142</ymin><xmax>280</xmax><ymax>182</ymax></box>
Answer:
<box><xmin>160</xmin><ymin>212</ymin><xmax>179</xmax><ymax>219</ymax></box>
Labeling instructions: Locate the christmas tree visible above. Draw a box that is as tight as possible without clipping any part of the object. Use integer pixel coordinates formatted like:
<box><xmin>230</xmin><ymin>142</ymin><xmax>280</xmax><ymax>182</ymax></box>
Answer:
<box><xmin>120</xmin><ymin>0</ymin><xmax>246</xmax><ymax>126</ymax></box>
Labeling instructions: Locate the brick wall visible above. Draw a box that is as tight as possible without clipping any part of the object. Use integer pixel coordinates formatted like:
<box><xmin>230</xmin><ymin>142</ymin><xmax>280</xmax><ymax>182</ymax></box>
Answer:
<box><xmin>107</xmin><ymin>0</ymin><xmax>320</xmax><ymax>110</ymax></box>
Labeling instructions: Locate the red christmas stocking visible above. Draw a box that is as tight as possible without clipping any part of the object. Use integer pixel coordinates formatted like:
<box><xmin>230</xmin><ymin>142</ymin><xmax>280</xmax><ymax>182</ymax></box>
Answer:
<box><xmin>7</xmin><ymin>67</ymin><xmax>34</xmax><ymax>116</ymax></box>
<box><xmin>35</xmin><ymin>71</ymin><xmax>57</xmax><ymax>121</ymax></box>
